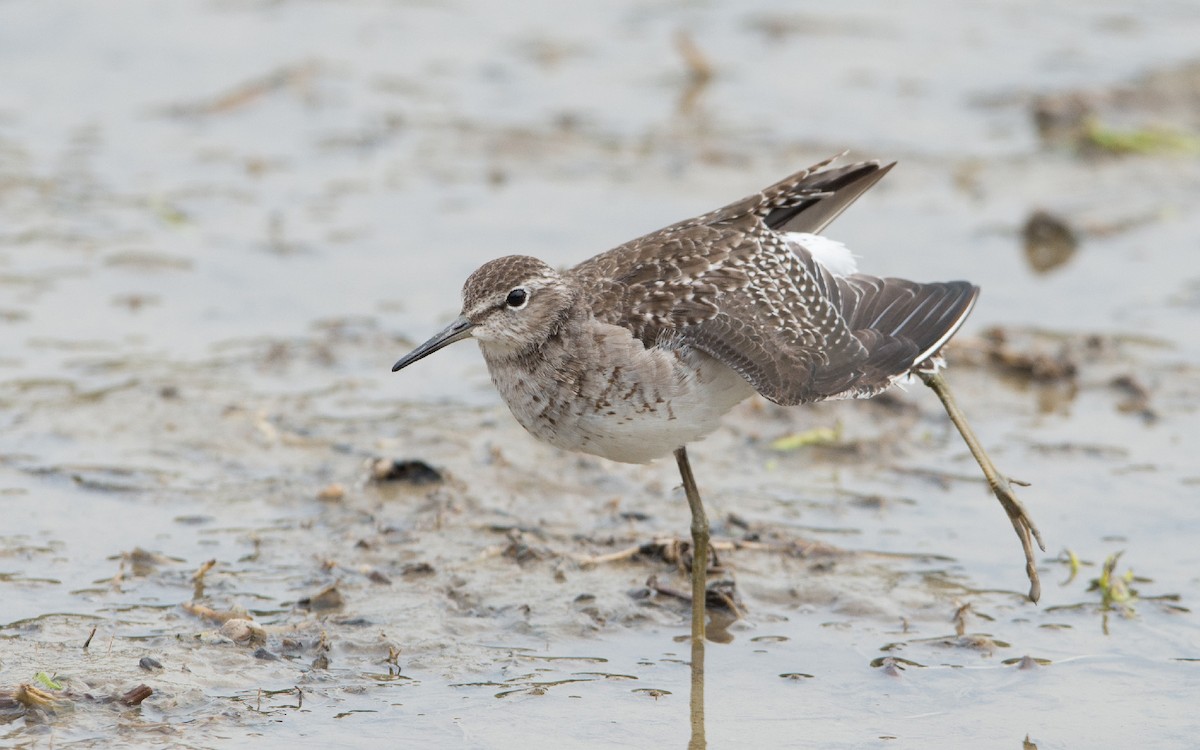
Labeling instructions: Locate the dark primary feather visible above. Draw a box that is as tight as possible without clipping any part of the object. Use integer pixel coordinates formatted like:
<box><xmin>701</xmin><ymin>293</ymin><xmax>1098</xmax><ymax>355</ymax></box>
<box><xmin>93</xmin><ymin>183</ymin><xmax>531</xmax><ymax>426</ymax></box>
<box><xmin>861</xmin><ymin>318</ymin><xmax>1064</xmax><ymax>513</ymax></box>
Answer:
<box><xmin>761</xmin><ymin>159</ymin><xmax>895</xmax><ymax>234</ymax></box>
<box><xmin>569</xmin><ymin>156</ymin><xmax>978</xmax><ymax>406</ymax></box>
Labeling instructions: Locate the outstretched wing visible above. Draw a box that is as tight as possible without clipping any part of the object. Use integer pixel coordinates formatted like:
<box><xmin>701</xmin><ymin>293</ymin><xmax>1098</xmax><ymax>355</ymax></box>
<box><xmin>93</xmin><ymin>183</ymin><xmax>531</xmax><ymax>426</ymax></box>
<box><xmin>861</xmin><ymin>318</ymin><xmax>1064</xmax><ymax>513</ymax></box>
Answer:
<box><xmin>569</xmin><ymin>156</ymin><xmax>977</xmax><ymax>406</ymax></box>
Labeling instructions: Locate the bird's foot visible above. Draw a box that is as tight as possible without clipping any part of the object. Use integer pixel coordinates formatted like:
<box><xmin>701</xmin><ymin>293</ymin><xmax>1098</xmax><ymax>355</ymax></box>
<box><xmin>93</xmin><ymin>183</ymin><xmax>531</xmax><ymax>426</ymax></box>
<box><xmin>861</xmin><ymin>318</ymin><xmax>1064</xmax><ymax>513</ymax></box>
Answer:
<box><xmin>920</xmin><ymin>371</ymin><xmax>1046</xmax><ymax>603</ymax></box>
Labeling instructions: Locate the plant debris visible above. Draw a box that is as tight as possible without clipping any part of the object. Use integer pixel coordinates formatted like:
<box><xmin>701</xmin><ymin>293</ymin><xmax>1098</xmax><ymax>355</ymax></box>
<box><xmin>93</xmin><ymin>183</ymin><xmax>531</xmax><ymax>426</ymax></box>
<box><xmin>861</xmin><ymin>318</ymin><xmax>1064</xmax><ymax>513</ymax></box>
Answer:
<box><xmin>1022</xmin><ymin>210</ymin><xmax>1078</xmax><ymax>274</ymax></box>
<box><xmin>368</xmin><ymin>458</ymin><xmax>444</xmax><ymax>485</ymax></box>
<box><xmin>298</xmin><ymin>584</ymin><xmax>346</xmax><ymax>611</ymax></box>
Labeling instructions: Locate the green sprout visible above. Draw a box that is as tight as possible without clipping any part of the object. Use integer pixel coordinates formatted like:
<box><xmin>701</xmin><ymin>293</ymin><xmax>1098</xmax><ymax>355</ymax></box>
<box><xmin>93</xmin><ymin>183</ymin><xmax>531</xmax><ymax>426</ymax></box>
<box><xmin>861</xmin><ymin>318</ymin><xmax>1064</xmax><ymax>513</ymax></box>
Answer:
<box><xmin>34</xmin><ymin>672</ymin><xmax>63</xmax><ymax>691</ymax></box>
<box><xmin>1089</xmin><ymin>551</ymin><xmax>1138</xmax><ymax>633</ymax></box>
<box><xmin>1060</xmin><ymin>548</ymin><xmax>1081</xmax><ymax>585</ymax></box>
<box><xmin>770</xmin><ymin>424</ymin><xmax>841</xmax><ymax>452</ymax></box>
<box><xmin>1083</xmin><ymin>120</ymin><xmax>1200</xmax><ymax>155</ymax></box>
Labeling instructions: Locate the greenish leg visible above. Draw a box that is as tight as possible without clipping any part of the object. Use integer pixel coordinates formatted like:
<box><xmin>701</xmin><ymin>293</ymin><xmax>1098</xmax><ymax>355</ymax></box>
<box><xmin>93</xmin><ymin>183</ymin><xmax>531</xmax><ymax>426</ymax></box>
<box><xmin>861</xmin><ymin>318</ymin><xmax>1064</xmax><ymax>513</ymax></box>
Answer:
<box><xmin>920</xmin><ymin>371</ymin><xmax>1046</xmax><ymax>603</ymax></box>
<box><xmin>674</xmin><ymin>446</ymin><xmax>708</xmax><ymax>641</ymax></box>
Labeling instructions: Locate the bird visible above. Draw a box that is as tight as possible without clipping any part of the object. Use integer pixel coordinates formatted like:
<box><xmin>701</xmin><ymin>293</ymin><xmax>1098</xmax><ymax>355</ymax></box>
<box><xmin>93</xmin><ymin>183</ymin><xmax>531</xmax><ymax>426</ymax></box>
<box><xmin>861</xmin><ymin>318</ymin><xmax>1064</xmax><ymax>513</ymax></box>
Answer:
<box><xmin>391</xmin><ymin>154</ymin><xmax>1042</xmax><ymax>643</ymax></box>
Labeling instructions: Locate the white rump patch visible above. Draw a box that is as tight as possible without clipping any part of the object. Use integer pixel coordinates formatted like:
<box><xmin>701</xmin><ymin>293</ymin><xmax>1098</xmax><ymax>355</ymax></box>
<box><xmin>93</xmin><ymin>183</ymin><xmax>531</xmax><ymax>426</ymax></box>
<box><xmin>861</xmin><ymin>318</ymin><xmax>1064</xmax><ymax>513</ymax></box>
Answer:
<box><xmin>786</xmin><ymin>232</ymin><xmax>858</xmax><ymax>276</ymax></box>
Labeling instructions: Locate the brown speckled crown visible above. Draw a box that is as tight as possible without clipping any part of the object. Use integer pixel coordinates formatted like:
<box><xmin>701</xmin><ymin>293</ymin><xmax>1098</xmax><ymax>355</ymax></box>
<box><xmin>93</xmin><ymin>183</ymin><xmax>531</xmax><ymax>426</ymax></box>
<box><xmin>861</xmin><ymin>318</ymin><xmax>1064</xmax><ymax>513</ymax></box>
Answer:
<box><xmin>461</xmin><ymin>256</ymin><xmax>559</xmax><ymax>312</ymax></box>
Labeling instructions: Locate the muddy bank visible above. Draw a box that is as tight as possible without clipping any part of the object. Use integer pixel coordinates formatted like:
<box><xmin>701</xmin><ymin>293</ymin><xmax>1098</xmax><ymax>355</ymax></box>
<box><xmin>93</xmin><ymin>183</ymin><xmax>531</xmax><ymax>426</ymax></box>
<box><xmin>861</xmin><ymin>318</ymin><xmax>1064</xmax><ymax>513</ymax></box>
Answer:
<box><xmin>3</xmin><ymin>1</ymin><xmax>1200</xmax><ymax>747</ymax></box>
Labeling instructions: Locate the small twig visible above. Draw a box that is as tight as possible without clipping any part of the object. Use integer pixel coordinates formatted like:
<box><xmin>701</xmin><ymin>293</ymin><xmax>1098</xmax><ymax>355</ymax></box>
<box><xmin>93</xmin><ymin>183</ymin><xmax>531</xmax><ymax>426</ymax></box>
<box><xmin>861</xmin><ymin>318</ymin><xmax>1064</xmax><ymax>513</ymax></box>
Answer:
<box><xmin>161</xmin><ymin>62</ymin><xmax>320</xmax><ymax>117</ymax></box>
<box><xmin>675</xmin><ymin>31</ymin><xmax>713</xmax><ymax>84</ymax></box>
<box><xmin>578</xmin><ymin>544</ymin><xmax>647</xmax><ymax>566</ymax></box>
<box><xmin>953</xmin><ymin>601</ymin><xmax>972</xmax><ymax>637</ymax></box>
<box><xmin>674</xmin><ymin>30</ymin><xmax>714</xmax><ymax>115</ymax></box>
<box><xmin>82</xmin><ymin>626</ymin><xmax>97</xmax><ymax>649</ymax></box>
<box><xmin>646</xmin><ymin>575</ymin><xmax>691</xmax><ymax>603</ymax></box>
<box><xmin>708</xmin><ymin>587</ymin><xmax>743</xmax><ymax>619</ymax></box>
<box><xmin>192</xmin><ymin>559</ymin><xmax>216</xmax><ymax>581</ymax></box>
<box><xmin>578</xmin><ymin>538</ymin><xmax>737</xmax><ymax>567</ymax></box>
<box><xmin>192</xmin><ymin>558</ymin><xmax>217</xmax><ymax>599</ymax></box>
<box><xmin>120</xmin><ymin>685</ymin><xmax>153</xmax><ymax>707</ymax></box>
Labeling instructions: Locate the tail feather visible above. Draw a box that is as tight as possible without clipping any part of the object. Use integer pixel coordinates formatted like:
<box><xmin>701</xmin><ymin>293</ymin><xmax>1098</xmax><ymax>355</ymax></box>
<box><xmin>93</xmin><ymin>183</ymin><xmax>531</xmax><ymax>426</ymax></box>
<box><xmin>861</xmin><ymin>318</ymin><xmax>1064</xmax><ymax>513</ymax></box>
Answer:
<box><xmin>834</xmin><ymin>275</ymin><xmax>978</xmax><ymax>391</ymax></box>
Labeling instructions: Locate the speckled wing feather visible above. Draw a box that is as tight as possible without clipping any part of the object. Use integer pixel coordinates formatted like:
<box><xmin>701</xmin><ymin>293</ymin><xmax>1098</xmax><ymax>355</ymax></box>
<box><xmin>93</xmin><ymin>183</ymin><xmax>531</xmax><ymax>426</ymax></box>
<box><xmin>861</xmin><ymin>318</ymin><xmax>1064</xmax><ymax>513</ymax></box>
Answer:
<box><xmin>569</xmin><ymin>156</ymin><xmax>978</xmax><ymax>406</ymax></box>
<box><xmin>569</xmin><ymin>155</ymin><xmax>878</xmax><ymax>333</ymax></box>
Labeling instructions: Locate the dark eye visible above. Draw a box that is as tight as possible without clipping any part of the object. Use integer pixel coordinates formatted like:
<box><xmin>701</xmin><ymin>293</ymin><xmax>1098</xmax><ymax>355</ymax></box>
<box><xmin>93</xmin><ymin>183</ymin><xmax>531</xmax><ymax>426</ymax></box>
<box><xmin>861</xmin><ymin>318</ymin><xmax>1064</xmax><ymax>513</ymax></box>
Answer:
<box><xmin>505</xmin><ymin>288</ymin><xmax>529</xmax><ymax>308</ymax></box>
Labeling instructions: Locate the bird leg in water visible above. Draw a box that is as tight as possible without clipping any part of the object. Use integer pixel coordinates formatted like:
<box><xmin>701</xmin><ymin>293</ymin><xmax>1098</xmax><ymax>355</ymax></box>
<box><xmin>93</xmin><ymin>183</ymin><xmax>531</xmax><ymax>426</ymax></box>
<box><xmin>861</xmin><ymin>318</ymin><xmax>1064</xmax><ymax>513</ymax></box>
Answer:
<box><xmin>920</xmin><ymin>371</ymin><xmax>1045</xmax><ymax>603</ymax></box>
<box><xmin>674</xmin><ymin>446</ymin><xmax>709</xmax><ymax>642</ymax></box>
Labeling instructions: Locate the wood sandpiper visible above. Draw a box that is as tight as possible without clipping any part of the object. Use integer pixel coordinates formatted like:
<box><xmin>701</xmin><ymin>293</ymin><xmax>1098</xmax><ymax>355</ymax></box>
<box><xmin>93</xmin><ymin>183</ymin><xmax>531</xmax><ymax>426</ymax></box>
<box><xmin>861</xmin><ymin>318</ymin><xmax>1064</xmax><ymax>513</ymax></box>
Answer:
<box><xmin>392</xmin><ymin>155</ymin><xmax>1044</xmax><ymax>643</ymax></box>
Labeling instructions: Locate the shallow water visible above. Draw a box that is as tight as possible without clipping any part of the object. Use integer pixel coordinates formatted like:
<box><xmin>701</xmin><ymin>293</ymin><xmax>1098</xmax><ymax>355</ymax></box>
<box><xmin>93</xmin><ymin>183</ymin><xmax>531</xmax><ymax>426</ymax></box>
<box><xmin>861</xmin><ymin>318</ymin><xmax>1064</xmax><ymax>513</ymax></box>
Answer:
<box><xmin>2</xmin><ymin>1</ymin><xmax>1199</xmax><ymax>748</ymax></box>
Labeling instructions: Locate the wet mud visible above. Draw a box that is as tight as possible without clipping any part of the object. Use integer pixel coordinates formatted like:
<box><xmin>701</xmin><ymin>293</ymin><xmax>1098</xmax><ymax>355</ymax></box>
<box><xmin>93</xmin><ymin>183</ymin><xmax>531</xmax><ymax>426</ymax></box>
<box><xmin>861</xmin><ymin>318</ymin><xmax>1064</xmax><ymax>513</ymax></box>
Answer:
<box><xmin>3</xmin><ymin>1</ymin><xmax>1199</xmax><ymax>748</ymax></box>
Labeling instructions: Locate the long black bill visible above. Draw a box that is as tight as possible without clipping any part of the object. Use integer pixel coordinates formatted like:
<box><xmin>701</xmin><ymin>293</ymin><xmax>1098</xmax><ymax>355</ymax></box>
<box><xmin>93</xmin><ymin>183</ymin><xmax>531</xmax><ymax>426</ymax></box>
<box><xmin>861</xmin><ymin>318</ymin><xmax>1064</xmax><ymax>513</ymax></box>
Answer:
<box><xmin>391</xmin><ymin>316</ymin><xmax>474</xmax><ymax>372</ymax></box>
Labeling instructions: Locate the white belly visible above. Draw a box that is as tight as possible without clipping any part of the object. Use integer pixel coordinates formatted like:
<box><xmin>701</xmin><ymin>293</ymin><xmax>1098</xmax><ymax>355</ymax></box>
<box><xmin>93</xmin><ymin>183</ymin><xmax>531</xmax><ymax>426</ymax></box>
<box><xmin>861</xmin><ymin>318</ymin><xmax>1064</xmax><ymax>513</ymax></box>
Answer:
<box><xmin>562</xmin><ymin>348</ymin><xmax>754</xmax><ymax>463</ymax></box>
<box><xmin>483</xmin><ymin>323</ymin><xmax>756</xmax><ymax>464</ymax></box>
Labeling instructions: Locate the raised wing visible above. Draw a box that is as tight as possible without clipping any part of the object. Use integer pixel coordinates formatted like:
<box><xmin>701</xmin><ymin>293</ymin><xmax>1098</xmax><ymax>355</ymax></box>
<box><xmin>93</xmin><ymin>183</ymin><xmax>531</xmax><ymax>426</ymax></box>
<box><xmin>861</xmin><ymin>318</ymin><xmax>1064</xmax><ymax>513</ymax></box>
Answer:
<box><xmin>568</xmin><ymin>156</ymin><xmax>977</xmax><ymax>405</ymax></box>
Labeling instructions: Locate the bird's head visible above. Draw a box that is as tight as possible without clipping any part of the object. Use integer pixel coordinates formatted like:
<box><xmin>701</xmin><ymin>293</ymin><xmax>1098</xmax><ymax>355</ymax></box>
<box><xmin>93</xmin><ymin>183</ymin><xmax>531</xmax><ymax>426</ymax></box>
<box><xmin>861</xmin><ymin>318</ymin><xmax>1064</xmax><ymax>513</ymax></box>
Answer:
<box><xmin>391</xmin><ymin>255</ymin><xmax>574</xmax><ymax>372</ymax></box>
